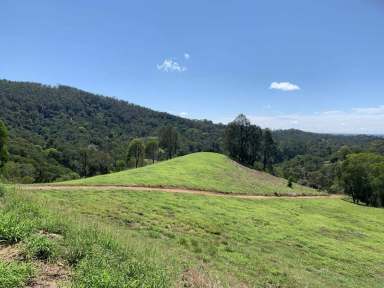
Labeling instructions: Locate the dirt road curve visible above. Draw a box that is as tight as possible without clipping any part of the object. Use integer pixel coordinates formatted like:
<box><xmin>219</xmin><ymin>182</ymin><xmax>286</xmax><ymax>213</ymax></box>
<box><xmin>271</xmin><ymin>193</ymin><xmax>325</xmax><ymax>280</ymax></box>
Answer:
<box><xmin>21</xmin><ymin>184</ymin><xmax>344</xmax><ymax>200</ymax></box>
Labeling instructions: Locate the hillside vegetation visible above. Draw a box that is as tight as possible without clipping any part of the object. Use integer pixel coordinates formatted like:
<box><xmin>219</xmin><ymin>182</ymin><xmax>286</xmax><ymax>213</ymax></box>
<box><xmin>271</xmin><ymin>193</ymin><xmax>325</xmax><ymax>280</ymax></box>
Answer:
<box><xmin>10</xmin><ymin>186</ymin><xmax>384</xmax><ymax>287</ymax></box>
<box><xmin>1</xmin><ymin>79</ymin><xmax>381</xmax><ymax>186</ymax></box>
<box><xmin>64</xmin><ymin>152</ymin><xmax>320</xmax><ymax>195</ymax></box>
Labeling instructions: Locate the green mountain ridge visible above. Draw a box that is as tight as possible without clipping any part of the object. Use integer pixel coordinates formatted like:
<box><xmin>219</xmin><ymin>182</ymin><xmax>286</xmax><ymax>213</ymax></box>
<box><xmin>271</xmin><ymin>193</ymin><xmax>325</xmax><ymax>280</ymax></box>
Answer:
<box><xmin>0</xmin><ymin>79</ymin><xmax>380</xmax><ymax>184</ymax></box>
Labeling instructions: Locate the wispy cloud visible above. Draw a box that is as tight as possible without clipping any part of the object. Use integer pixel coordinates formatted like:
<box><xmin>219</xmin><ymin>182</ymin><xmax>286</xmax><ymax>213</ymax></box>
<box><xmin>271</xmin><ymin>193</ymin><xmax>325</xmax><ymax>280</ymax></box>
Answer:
<box><xmin>269</xmin><ymin>82</ymin><xmax>300</xmax><ymax>91</ymax></box>
<box><xmin>157</xmin><ymin>58</ymin><xmax>187</xmax><ymax>72</ymax></box>
<box><xmin>244</xmin><ymin>105</ymin><xmax>384</xmax><ymax>134</ymax></box>
<box><xmin>184</xmin><ymin>53</ymin><xmax>190</xmax><ymax>60</ymax></box>
<box><xmin>352</xmin><ymin>105</ymin><xmax>384</xmax><ymax>115</ymax></box>
<box><xmin>179</xmin><ymin>112</ymin><xmax>188</xmax><ymax>117</ymax></box>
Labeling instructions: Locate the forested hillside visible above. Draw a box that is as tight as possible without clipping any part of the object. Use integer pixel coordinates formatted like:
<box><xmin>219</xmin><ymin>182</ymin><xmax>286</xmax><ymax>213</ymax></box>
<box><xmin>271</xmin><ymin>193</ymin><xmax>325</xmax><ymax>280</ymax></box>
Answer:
<box><xmin>0</xmin><ymin>79</ymin><xmax>382</xmax><ymax>184</ymax></box>
<box><xmin>0</xmin><ymin>80</ymin><xmax>224</xmax><ymax>182</ymax></box>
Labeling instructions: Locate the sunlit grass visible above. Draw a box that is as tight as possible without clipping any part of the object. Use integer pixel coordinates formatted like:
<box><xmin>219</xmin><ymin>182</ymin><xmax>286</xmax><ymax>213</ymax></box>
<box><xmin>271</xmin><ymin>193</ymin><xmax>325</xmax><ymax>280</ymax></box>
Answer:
<box><xmin>31</xmin><ymin>187</ymin><xmax>384</xmax><ymax>288</ymax></box>
<box><xmin>64</xmin><ymin>152</ymin><xmax>321</xmax><ymax>195</ymax></box>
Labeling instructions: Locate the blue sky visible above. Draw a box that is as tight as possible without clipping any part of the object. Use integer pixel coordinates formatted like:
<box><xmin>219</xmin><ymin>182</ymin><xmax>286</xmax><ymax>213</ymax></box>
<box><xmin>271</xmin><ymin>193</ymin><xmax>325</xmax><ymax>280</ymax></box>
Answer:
<box><xmin>1</xmin><ymin>0</ymin><xmax>384</xmax><ymax>134</ymax></box>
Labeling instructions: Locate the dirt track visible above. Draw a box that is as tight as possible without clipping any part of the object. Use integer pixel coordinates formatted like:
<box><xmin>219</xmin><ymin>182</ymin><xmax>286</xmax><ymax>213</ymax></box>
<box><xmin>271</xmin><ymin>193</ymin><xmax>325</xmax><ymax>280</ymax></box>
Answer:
<box><xmin>21</xmin><ymin>184</ymin><xmax>344</xmax><ymax>200</ymax></box>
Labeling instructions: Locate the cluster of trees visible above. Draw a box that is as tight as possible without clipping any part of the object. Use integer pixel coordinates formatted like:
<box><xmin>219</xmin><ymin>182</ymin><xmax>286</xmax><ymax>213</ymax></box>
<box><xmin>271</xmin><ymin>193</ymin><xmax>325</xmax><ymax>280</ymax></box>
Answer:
<box><xmin>224</xmin><ymin>114</ymin><xmax>277</xmax><ymax>171</ymax></box>
<box><xmin>127</xmin><ymin>126</ymin><xmax>180</xmax><ymax>168</ymax></box>
<box><xmin>340</xmin><ymin>152</ymin><xmax>384</xmax><ymax>207</ymax></box>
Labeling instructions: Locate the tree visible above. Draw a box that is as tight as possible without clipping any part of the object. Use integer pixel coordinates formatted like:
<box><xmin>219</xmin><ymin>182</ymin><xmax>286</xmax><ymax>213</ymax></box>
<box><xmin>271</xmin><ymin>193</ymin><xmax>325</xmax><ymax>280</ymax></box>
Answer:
<box><xmin>224</xmin><ymin>114</ymin><xmax>262</xmax><ymax>166</ymax></box>
<box><xmin>0</xmin><ymin>120</ymin><xmax>9</xmax><ymax>170</ymax></box>
<box><xmin>128</xmin><ymin>139</ymin><xmax>145</xmax><ymax>168</ymax></box>
<box><xmin>341</xmin><ymin>153</ymin><xmax>384</xmax><ymax>207</ymax></box>
<box><xmin>262</xmin><ymin>129</ymin><xmax>277</xmax><ymax>171</ymax></box>
<box><xmin>159</xmin><ymin>126</ymin><xmax>179</xmax><ymax>159</ymax></box>
<box><xmin>145</xmin><ymin>138</ymin><xmax>159</xmax><ymax>164</ymax></box>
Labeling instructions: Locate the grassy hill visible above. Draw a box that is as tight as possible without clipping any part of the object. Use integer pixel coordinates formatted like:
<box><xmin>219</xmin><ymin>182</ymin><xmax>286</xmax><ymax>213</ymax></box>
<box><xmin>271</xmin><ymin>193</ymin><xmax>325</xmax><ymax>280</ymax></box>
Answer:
<box><xmin>3</xmin><ymin>185</ymin><xmax>384</xmax><ymax>287</ymax></box>
<box><xmin>64</xmin><ymin>152</ymin><xmax>321</xmax><ymax>195</ymax></box>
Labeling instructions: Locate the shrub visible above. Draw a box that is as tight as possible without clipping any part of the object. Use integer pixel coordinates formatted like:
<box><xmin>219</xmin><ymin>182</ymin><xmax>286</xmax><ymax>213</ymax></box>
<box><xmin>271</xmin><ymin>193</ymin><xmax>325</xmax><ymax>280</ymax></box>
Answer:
<box><xmin>24</xmin><ymin>235</ymin><xmax>58</xmax><ymax>261</ymax></box>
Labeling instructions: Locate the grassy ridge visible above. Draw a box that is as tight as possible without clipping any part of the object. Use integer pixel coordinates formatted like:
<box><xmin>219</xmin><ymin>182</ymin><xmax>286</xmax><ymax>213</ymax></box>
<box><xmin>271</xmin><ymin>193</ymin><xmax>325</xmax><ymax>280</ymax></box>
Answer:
<box><xmin>31</xmin><ymin>188</ymin><xmax>384</xmax><ymax>287</ymax></box>
<box><xmin>64</xmin><ymin>152</ymin><xmax>321</xmax><ymax>195</ymax></box>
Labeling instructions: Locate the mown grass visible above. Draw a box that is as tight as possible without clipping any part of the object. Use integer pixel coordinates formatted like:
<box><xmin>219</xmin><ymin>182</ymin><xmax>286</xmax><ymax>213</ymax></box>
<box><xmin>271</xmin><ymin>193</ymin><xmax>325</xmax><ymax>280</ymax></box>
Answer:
<box><xmin>0</xmin><ymin>185</ymin><xmax>184</xmax><ymax>287</ymax></box>
<box><xmin>31</xmin><ymin>187</ymin><xmax>384</xmax><ymax>288</ymax></box>
<box><xmin>64</xmin><ymin>152</ymin><xmax>320</xmax><ymax>195</ymax></box>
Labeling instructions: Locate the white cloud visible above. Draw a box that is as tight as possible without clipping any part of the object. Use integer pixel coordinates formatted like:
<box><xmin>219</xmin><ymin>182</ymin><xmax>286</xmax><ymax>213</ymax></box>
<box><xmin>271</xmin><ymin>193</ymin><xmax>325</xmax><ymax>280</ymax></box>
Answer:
<box><xmin>157</xmin><ymin>59</ymin><xmax>187</xmax><ymax>72</ymax></box>
<box><xmin>245</xmin><ymin>105</ymin><xmax>384</xmax><ymax>134</ymax></box>
<box><xmin>269</xmin><ymin>82</ymin><xmax>301</xmax><ymax>91</ymax></box>
<box><xmin>180</xmin><ymin>112</ymin><xmax>188</xmax><ymax>117</ymax></box>
<box><xmin>184</xmin><ymin>53</ymin><xmax>190</xmax><ymax>60</ymax></box>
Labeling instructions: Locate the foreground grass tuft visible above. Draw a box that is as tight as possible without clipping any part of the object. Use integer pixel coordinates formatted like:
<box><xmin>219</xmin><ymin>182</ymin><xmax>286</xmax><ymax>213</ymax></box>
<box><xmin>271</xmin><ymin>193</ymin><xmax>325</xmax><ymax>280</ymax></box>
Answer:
<box><xmin>0</xmin><ymin>261</ymin><xmax>34</xmax><ymax>288</ymax></box>
<box><xmin>23</xmin><ymin>235</ymin><xmax>58</xmax><ymax>261</ymax></box>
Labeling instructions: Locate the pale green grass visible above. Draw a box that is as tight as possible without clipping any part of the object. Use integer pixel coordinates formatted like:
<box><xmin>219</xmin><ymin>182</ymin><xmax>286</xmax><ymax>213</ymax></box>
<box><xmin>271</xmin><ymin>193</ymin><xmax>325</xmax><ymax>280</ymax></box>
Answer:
<box><xmin>64</xmin><ymin>152</ymin><xmax>320</xmax><ymax>195</ymax></box>
<box><xmin>32</xmin><ymin>188</ymin><xmax>384</xmax><ymax>288</ymax></box>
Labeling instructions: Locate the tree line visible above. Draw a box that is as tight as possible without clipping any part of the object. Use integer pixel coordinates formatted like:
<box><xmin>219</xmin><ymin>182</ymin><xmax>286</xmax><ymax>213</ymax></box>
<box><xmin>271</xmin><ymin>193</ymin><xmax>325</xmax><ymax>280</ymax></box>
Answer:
<box><xmin>224</xmin><ymin>114</ymin><xmax>277</xmax><ymax>172</ymax></box>
<box><xmin>127</xmin><ymin>126</ymin><xmax>179</xmax><ymax>168</ymax></box>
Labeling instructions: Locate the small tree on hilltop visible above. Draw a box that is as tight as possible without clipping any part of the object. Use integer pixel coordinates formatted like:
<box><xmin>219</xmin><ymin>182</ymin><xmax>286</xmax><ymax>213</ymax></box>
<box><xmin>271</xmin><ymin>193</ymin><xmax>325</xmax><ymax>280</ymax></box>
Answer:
<box><xmin>145</xmin><ymin>138</ymin><xmax>159</xmax><ymax>164</ymax></box>
<box><xmin>0</xmin><ymin>120</ymin><xmax>9</xmax><ymax>171</ymax></box>
<box><xmin>128</xmin><ymin>138</ymin><xmax>145</xmax><ymax>168</ymax></box>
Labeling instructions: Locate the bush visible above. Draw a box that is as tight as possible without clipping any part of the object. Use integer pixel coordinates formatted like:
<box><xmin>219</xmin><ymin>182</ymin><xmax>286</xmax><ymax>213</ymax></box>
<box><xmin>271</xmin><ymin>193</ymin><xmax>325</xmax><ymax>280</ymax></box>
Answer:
<box><xmin>24</xmin><ymin>235</ymin><xmax>58</xmax><ymax>261</ymax></box>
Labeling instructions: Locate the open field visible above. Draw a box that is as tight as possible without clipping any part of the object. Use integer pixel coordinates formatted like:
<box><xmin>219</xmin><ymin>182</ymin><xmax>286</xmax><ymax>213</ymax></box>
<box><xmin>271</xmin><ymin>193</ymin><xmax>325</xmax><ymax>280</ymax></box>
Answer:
<box><xmin>17</xmin><ymin>186</ymin><xmax>384</xmax><ymax>288</ymax></box>
<box><xmin>62</xmin><ymin>152</ymin><xmax>322</xmax><ymax>196</ymax></box>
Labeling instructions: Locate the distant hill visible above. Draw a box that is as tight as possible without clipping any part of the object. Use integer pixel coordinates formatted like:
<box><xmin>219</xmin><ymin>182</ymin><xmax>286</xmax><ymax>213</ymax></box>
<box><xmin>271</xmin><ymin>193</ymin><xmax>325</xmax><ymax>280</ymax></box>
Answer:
<box><xmin>0</xmin><ymin>79</ymin><xmax>224</xmax><ymax>182</ymax></box>
<box><xmin>0</xmin><ymin>79</ymin><xmax>380</xmax><ymax>184</ymax></box>
<box><xmin>64</xmin><ymin>152</ymin><xmax>320</xmax><ymax>195</ymax></box>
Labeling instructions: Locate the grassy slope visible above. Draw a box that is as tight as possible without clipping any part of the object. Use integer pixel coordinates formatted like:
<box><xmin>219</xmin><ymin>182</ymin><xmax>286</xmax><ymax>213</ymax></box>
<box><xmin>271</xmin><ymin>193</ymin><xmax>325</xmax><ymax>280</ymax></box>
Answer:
<box><xmin>32</xmin><ymin>188</ymin><xmax>384</xmax><ymax>288</ymax></box>
<box><xmin>64</xmin><ymin>152</ymin><xmax>320</xmax><ymax>195</ymax></box>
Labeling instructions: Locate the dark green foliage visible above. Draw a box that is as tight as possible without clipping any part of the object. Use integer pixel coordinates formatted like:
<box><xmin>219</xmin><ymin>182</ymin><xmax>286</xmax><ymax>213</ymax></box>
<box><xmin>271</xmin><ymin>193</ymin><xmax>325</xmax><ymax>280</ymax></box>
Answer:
<box><xmin>0</xmin><ymin>120</ymin><xmax>8</xmax><ymax>170</ymax></box>
<box><xmin>0</xmin><ymin>80</ymin><xmax>224</xmax><ymax>182</ymax></box>
<box><xmin>224</xmin><ymin>114</ymin><xmax>263</xmax><ymax>166</ymax></box>
<box><xmin>341</xmin><ymin>152</ymin><xmax>384</xmax><ymax>207</ymax></box>
<box><xmin>262</xmin><ymin>129</ymin><xmax>277</xmax><ymax>171</ymax></box>
<box><xmin>127</xmin><ymin>139</ymin><xmax>145</xmax><ymax>168</ymax></box>
<box><xmin>159</xmin><ymin>126</ymin><xmax>179</xmax><ymax>159</ymax></box>
<box><xmin>145</xmin><ymin>138</ymin><xmax>159</xmax><ymax>164</ymax></box>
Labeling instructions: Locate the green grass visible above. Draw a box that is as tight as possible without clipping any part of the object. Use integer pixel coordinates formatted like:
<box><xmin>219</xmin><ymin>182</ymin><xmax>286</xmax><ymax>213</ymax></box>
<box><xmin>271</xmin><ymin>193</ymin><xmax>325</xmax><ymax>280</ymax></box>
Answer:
<box><xmin>63</xmin><ymin>152</ymin><xmax>320</xmax><ymax>195</ymax></box>
<box><xmin>0</xmin><ymin>187</ymin><xmax>179</xmax><ymax>287</ymax></box>
<box><xmin>30</xmin><ymin>188</ymin><xmax>384</xmax><ymax>288</ymax></box>
<box><xmin>0</xmin><ymin>261</ymin><xmax>34</xmax><ymax>288</ymax></box>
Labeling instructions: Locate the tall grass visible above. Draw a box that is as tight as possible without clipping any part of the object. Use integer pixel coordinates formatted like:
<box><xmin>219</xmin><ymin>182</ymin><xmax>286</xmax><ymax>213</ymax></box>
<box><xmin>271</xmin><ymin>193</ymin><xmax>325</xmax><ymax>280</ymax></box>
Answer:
<box><xmin>0</xmin><ymin>186</ymin><xmax>176</xmax><ymax>287</ymax></box>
